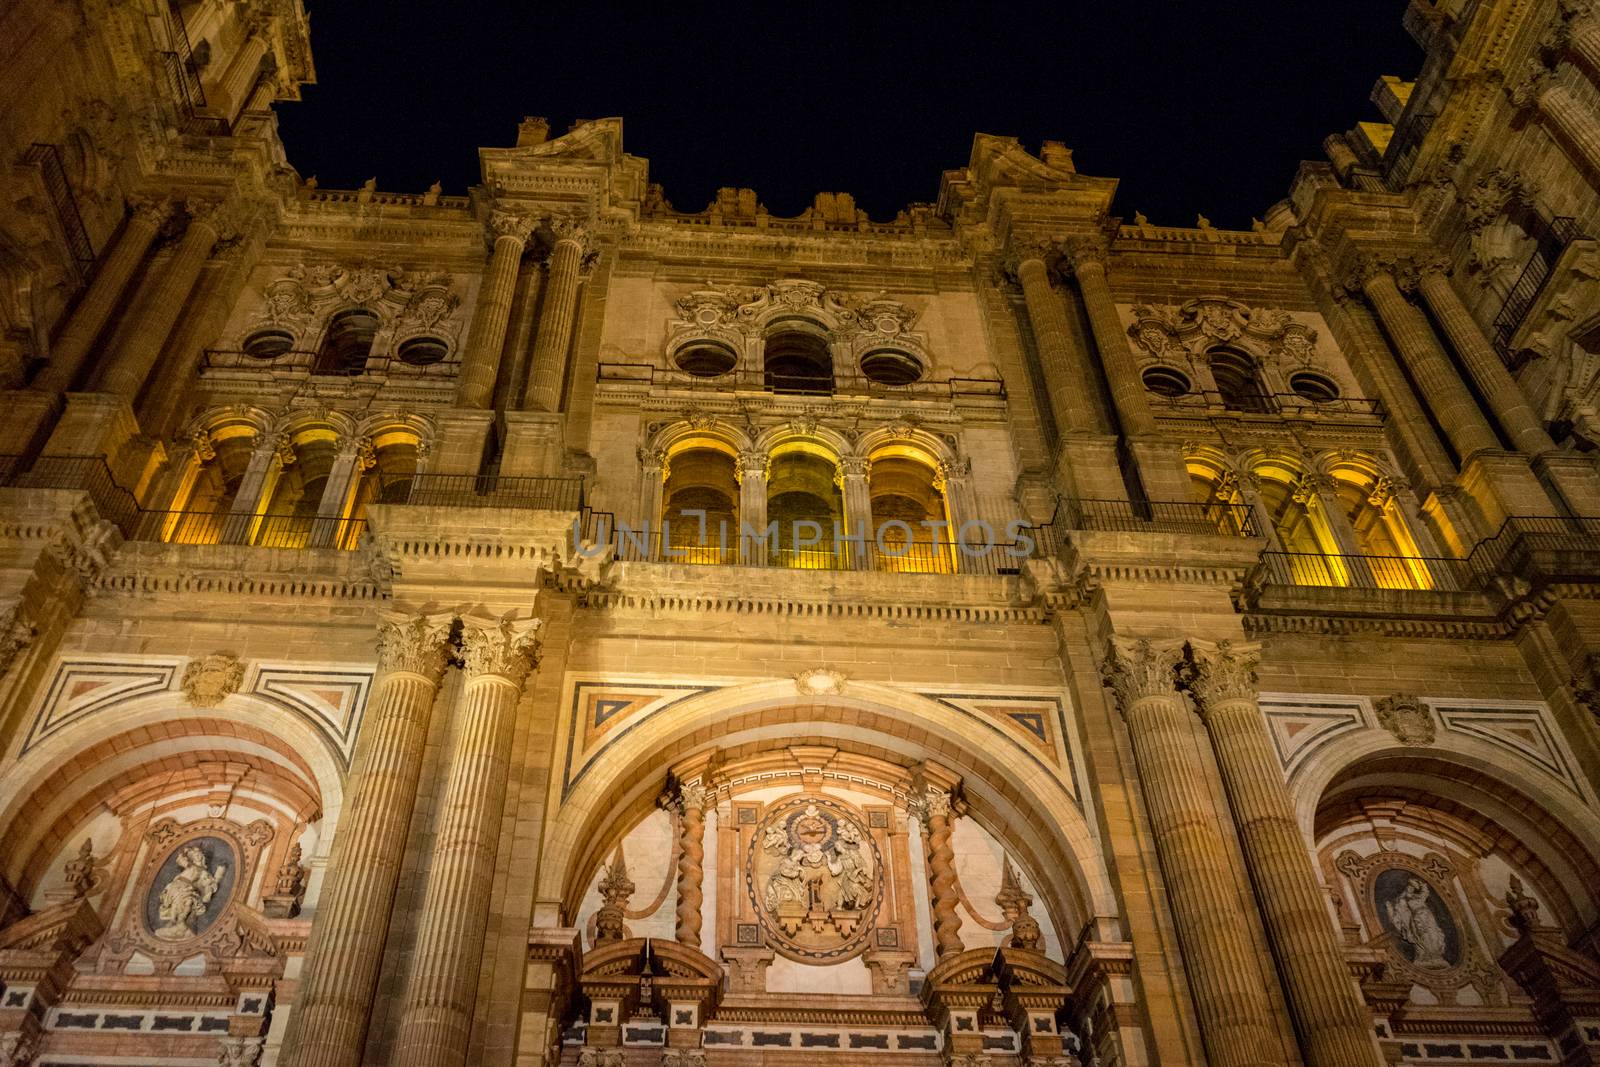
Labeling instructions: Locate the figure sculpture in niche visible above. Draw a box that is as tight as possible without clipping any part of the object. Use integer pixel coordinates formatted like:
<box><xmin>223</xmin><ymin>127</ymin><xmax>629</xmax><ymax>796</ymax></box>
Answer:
<box><xmin>1385</xmin><ymin>876</ymin><xmax>1450</xmax><ymax>967</ymax></box>
<box><xmin>154</xmin><ymin>844</ymin><xmax>228</xmax><ymax>940</ymax></box>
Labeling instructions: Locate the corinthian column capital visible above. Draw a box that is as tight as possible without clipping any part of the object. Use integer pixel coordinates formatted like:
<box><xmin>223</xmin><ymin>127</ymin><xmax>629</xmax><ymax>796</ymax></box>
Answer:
<box><xmin>489</xmin><ymin>209</ymin><xmax>535</xmax><ymax>246</ymax></box>
<box><xmin>1100</xmin><ymin>637</ymin><xmax>1185</xmax><ymax>713</ymax></box>
<box><xmin>459</xmin><ymin>615</ymin><xmax>543</xmax><ymax>685</ymax></box>
<box><xmin>1506</xmin><ymin>60</ymin><xmax>1556</xmax><ymax>110</ymax></box>
<box><xmin>1062</xmin><ymin>234</ymin><xmax>1111</xmax><ymax>274</ymax></box>
<box><xmin>545</xmin><ymin>213</ymin><xmax>595</xmax><ymax>255</ymax></box>
<box><xmin>375</xmin><ymin>610</ymin><xmax>456</xmax><ymax>680</ymax></box>
<box><xmin>184</xmin><ymin>196</ymin><xmax>236</xmax><ymax>241</ymax></box>
<box><xmin>1182</xmin><ymin>638</ymin><xmax>1262</xmax><ymax>712</ymax></box>
<box><xmin>128</xmin><ymin>194</ymin><xmax>174</xmax><ymax>227</ymax></box>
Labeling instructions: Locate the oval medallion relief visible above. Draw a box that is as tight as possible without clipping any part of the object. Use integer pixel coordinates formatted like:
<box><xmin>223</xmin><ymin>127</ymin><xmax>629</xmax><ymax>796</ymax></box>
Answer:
<box><xmin>745</xmin><ymin>795</ymin><xmax>883</xmax><ymax>963</ymax></box>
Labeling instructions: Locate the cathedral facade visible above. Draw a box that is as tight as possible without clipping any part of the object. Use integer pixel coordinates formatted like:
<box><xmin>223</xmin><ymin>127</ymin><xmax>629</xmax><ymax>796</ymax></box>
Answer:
<box><xmin>3</xmin><ymin>2</ymin><xmax>1600</xmax><ymax>1066</ymax></box>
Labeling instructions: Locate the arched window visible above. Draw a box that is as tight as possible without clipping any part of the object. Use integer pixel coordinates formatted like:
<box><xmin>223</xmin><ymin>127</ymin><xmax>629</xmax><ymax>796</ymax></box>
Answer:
<box><xmin>166</xmin><ymin>430</ymin><xmax>256</xmax><ymax>544</ymax></box>
<box><xmin>315</xmin><ymin>309</ymin><xmax>379</xmax><ymax>375</ymax></box>
<box><xmin>868</xmin><ymin>455</ymin><xmax>951</xmax><ymax>572</ymax></box>
<box><xmin>1254</xmin><ymin>465</ymin><xmax>1347</xmax><ymax>584</ymax></box>
<box><xmin>350</xmin><ymin>436</ymin><xmax>422</xmax><ymax>516</ymax></box>
<box><xmin>258</xmin><ymin>433</ymin><xmax>339</xmax><ymax>547</ymax></box>
<box><xmin>1208</xmin><ymin>348</ymin><xmax>1269</xmax><ymax>412</ymax></box>
<box><xmin>661</xmin><ymin>447</ymin><xmax>739</xmax><ymax>564</ymax></box>
<box><xmin>763</xmin><ymin>325</ymin><xmax>833</xmax><ymax>395</ymax></box>
<box><xmin>1331</xmin><ymin>472</ymin><xmax>1433</xmax><ymax>589</ymax></box>
<box><xmin>767</xmin><ymin>447</ymin><xmax>842</xmax><ymax>568</ymax></box>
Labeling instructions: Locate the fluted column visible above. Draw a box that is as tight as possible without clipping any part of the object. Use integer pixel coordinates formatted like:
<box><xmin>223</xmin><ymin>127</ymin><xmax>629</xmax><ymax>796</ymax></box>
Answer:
<box><xmin>1185</xmin><ymin>639</ymin><xmax>1381</xmax><ymax>1067</ymax></box>
<box><xmin>736</xmin><ymin>448</ymin><xmax>769</xmax><ymax>565</ymax></box>
<box><xmin>34</xmin><ymin>196</ymin><xmax>171</xmax><ymax>395</ymax></box>
<box><xmin>1415</xmin><ymin>261</ymin><xmax>1555</xmax><ymax>457</ymax></box>
<box><xmin>287</xmin><ymin>611</ymin><xmax>454</xmax><ymax>1067</ymax></box>
<box><xmin>1510</xmin><ymin>62</ymin><xmax>1600</xmax><ymax>176</ymax></box>
<box><xmin>522</xmin><ymin>217</ymin><xmax>592</xmax><ymax>412</ymax></box>
<box><xmin>1355</xmin><ymin>259</ymin><xmax>1501</xmax><ymax>460</ymax></box>
<box><xmin>394</xmin><ymin>615</ymin><xmax>542</xmax><ymax>1067</ymax></box>
<box><xmin>1064</xmin><ymin>240</ymin><xmax>1155</xmax><ymax>438</ymax></box>
<box><xmin>1570</xmin><ymin>16</ymin><xmax>1600</xmax><ymax>86</ymax></box>
<box><xmin>213</xmin><ymin>32</ymin><xmax>270</xmax><ymax>121</ymax></box>
<box><xmin>1007</xmin><ymin>242</ymin><xmax>1098</xmax><ymax>434</ymax></box>
<box><xmin>672</xmin><ymin>780</ymin><xmax>709</xmax><ymax>946</ymax></box>
<box><xmin>96</xmin><ymin>198</ymin><xmax>228</xmax><ymax>399</ymax></box>
<box><xmin>838</xmin><ymin>455</ymin><xmax>873</xmax><ymax>568</ymax></box>
<box><xmin>910</xmin><ymin>782</ymin><xmax>964</xmax><ymax>958</ymax></box>
<box><xmin>1101</xmin><ymin>637</ymin><xmax>1277</xmax><ymax>1067</ymax></box>
<box><xmin>455</xmin><ymin>211</ymin><xmax>533</xmax><ymax>410</ymax></box>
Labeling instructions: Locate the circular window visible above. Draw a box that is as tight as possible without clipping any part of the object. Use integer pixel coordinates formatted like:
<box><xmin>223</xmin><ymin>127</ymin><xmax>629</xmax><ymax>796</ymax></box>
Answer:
<box><xmin>859</xmin><ymin>349</ymin><xmax>924</xmax><ymax>386</ymax></box>
<box><xmin>674</xmin><ymin>341</ymin><xmax>737</xmax><ymax>378</ymax></box>
<box><xmin>1289</xmin><ymin>371</ymin><xmax>1340</xmax><ymax>403</ymax></box>
<box><xmin>396</xmin><ymin>337</ymin><xmax>448</xmax><ymax>365</ymax></box>
<box><xmin>1142</xmin><ymin>365</ymin><xmax>1191</xmax><ymax>398</ymax></box>
<box><xmin>242</xmin><ymin>329</ymin><xmax>294</xmax><ymax>360</ymax></box>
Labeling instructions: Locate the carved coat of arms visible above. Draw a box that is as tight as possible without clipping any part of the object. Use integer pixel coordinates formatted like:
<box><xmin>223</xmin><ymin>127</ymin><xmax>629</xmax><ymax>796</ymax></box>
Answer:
<box><xmin>746</xmin><ymin>796</ymin><xmax>882</xmax><ymax>963</ymax></box>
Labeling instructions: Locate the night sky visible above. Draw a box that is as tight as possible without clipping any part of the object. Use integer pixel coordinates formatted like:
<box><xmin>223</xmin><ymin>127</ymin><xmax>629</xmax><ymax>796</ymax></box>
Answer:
<box><xmin>275</xmin><ymin>2</ymin><xmax>1422</xmax><ymax>231</ymax></box>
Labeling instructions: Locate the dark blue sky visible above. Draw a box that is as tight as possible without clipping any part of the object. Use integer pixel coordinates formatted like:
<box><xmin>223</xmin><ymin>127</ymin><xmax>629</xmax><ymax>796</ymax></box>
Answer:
<box><xmin>276</xmin><ymin>2</ymin><xmax>1421</xmax><ymax>230</ymax></box>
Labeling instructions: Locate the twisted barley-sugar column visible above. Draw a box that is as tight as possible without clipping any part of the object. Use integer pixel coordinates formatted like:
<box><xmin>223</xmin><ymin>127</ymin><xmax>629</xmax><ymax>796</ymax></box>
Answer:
<box><xmin>673</xmin><ymin>781</ymin><xmax>708</xmax><ymax>946</ymax></box>
<box><xmin>1066</xmin><ymin>240</ymin><xmax>1156</xmax><ymax>438</ymax></box>
<box><xmin>1356</xmin><ymin>260</ymin><xmax>1500</xmax><ymax>460</ymax></box>
<box><xmin>521</xmin><ymin>218</ymin><xmax>591</xmax><ymax>412</ymax></box>
<box><xmin>1186</xmin><ymin>639</ymin><xmax>1381</xmax><ymax>1067</ymax></box>
<box><xmin>393</xmin><ymin>616</ymin><xmax>542</xmax><ymax>1067</ymax></box>
<box><xmin>1415</xmin><ymin>263</ymin><xmax>1555</xmax><ymax>458</ymax></box>
<box><xmin>1009</xmin><ymin>242</ymin><xmax>1099</xmax><ymax>434</ymax></box>
<box><xmin>287</xmin><ymin>611</ymin><xmax>454</xmax><ymax>1067</ymax></box>
<box><xmin>914</xmin><ymin>786</ymin><xmax>965</xmax><ymax>958</ymax></box>
<box><xmin>34</xmin><ymin>196</ymin><xmax>171</xmax><ymax>395</ymax></box>
<box><xmin>1102</xmin><ymin>637</ymin><xmax>1278</xmax><ymax>1067</ymax></box>
<box><xmin>455</xmin><ymin>212</ymin><xmax>533</xmax><ymax>410</ymax></box>
<box><xmin>95</xmin><ymin>199</ymin><xmax>227</xmax><ymax>400</ymax></box>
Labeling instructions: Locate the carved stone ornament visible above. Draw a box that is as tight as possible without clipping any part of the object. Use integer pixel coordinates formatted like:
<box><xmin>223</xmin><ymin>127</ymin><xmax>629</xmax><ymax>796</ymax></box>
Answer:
<box><xmin>1126</xmin><ymin>298</ymin><xmax>1323</xmax><ymax>371</ymax></box>
<box><xmin>795</xmin><ymin>667</ymin><xmax>847</xmax><ymax>696</ymax></box>
<box><xmin>63</xmin><ymin>838</ymin><xmax>100</xmax><ymax>899</ymax></box>
<box><xmin>218</xmin><ymin>1035</ymin><xmax>265</xmax><ymax>1067</ymax></box>
<box><xmin>593</xmin><ymin>852</ymin><xmax>634</xmax><ymax>943</ymax></box>
<box><xmin>664</xmin><ymin>278</ymin><xmax>926</xmax><ymax>358</ymax></box>
<box><xmin>1183</xmin><ymin>639</ymin><xmax>1261</xmax><ymax>711</ymax></box>
<box><xmin>748</xmin><ymin>795</ymin><xmax>883</xmax><ymax>963</ymax></box>
<box><xmin>1100</xmin><ymin>637</ymin><xmax>1184</xmax><ymax>714</ymax></box>
<box><xmin>375</xmin><ymin>611</ymin><xmax>455</xmax><ymax>681</ymax></box>
<box><xmin>0</xmin><ymin>599</ymin><xmax>37</xmax><ymax>679</ymax></box>
<box><xmin>181</xmin><ymin>653</ymin><xmax>246</xmax><ymax>708</ymax></box>
<box><xmin>995</xmin><ymin>858</ymin><xmax>1042</xmax><ymax>950</ymax></box>
<box><xmin>0</xmin><ymin>1032</ymin><xmax>40</xmax><ymax>1067</ymax></box>
<box><xmin>459</xmin><ymin>616</ymin><xmax>543</xmax><ymax>685</ymax></box>
<box><xmin>1373</xmin><ymin>693</ymin><xmax>1436</xmax><ymax>745</ymax></box>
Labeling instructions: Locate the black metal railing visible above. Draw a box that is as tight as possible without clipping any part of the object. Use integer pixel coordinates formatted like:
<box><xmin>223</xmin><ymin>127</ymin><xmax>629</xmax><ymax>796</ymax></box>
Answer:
<box><xmin>137</xmin><ymin>510</ymin><xmax>366</xmax><ymax>551</ymax></box>
<box><xmin>157</xmin><ymin>52</ymin><xmax>228</xmax><ymax>137</ymax></box>
<box><xmin>1465</xmin><ymin>514</ymin><xmax>1600</xmax><ymax>580</ymax></box>
<box><xmin>582</xmin><ymin>521</ymin><xmax>1026</xmax><ymax>576</ymax></box>
<box><xmin>1382</xmin><ymin>110</ymin><xmax>1437</xmax><ymax>192</ymax></box>
<box><xmin>201</xmin><ymin>349</ymin><xmax>462</xmax><ymax>381</ymax></box>
<box><xmin>1056</xmin><ymin>498</ymin><xmax>1261</xmax><ymax>538</ymax></box>
<box><xmin>1492</xmin><ymin>215</ymin><xmax>1583</xmax><ymax>363</ymax></box>
<box><xmin>596</xmin><ymin>363</ymin><xmax>1007</xmax><ymax>401</ymax></box>
<box><xmin>1148</xmin><ymin>390</ymin><xmax>1385</xmax><ymax>420</ymax></box>
<box><xmin>1257</xmin><ymin>550</ymin><xmax>1475</xmax><ymax>592</ymax></box>
<box><xmin>405</xmin><ymin>474</ymin><xmax>585</xmax><ymax>512</ymax></box>
<box><xmin>11</xmin><ymin>455</ymin><xmax>141</xmax><ymax>533</ymax></box>
<box><xmin>22</xmin><ymin>144</ymin><xmax>95</xmax><ymax>284</ymax></box>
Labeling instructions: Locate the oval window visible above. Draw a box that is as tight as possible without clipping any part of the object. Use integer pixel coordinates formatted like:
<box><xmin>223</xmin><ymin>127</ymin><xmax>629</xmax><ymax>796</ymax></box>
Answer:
<box><xmin>860</xmin><ymin>349</ymin><xmax>924</xmax><ymax>386</ymax></box>
<box><xmin>396</xmin><ymin>337</ymin><xmax>448</xmax><ymax>365</ymax></box>
<box><xmin>1289</xmin><ymin>371</ymin><xmax>1340</xmax><ymax>403</ymax></box>
<box><xmin>1142</xmin><ymin>365</ymin><xmax>1191</xmax><ymax>398</ymax></box>
<box><xmin>243</xmin><ymin>329</ymin><xmax>294</xmax><ymax>359</ymax></box>
<box><xmin>674</xmin><ymin>341</ymin><xmax>737</xmax><ymax>378</ymax></box>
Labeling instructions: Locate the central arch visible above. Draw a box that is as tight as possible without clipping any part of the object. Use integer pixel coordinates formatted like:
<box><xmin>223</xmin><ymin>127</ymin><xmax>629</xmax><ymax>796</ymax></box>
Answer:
<box><xmin>536</xmin><ymin>679</ymin><xmax>1116</xmax><ymax>946</ymax></box>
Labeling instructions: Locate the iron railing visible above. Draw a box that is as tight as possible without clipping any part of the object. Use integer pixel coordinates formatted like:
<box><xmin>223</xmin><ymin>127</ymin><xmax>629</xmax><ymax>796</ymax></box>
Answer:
<box><xmin>1492</xmin><ymin>215</ymin><xmax>1583</xmax><ymax>363</ymax></box>
<box><xmin>1148</xmin><ymin>390</ymin><xmax>1385</xmax><ymax>420</ymax></box>
<box><xmin>1382</xmin><ymin>110</ymin><xmax>1437</xmax><ymax>192</ymax></box>
<box><xmin>405</xmin><ymin>474</ymin><xmax>585</xmax><ymax>512</ymax></box>
<box><xmin>1466</xmin><ymin>514</ymin><xmax>1600</xmax><ymax>580</ymax></box>
<box><xmin>138</xmin><ymin>510</ymin><xmax>366</xmax><ymax>551</ymax></box>
<box><xmin>157</xmin><ymin>52</ymin><xmax>228</xmax><ymax>137</ymax></box>
<box><xmin>1054</xmin><ymin>498</ymin><xmax>1261</xmax><ymax>538</ymax></box>
<box><xmin>1257</xmin><ymin>550</ymin><xmax>1476</xmax><ymax>592</ymax></box>
<box><xmin>11</xmin><ymin>455</ymin><xmax>141</xmax><ymax>533</ymax></box>
<box><xmin>583</xmin><ymin>521</ymin><xmax>1026</xmax><ymax>576</ymax></box>
<box><xmin>22</xmin><ymin>144</ymin><xmax>95</xmax><ymax>284</ymax></box>
<box><xmin>201</xmin><ymin>349</ymin><xmax>462</xmax><ymax>380</ymax></box>
<box><xmin>596</xmin><ymin>363</ymin><xmax>1007</xmax><ymax>401</ymax></box>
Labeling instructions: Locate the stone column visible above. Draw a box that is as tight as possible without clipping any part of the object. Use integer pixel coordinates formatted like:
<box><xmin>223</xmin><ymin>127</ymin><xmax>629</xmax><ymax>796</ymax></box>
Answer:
<box><xmin>736</xmin><ymin>448</ymin><xmax>769</xmax><ymax>565</ymax></box>
<box><xmin>837</xmin><ymin>455</ymin><xmax>873</xmax><ymax>569</ymax></box>
<box><xmin>1100</xmin><ymin>637</ymin><xmax>1278</xmax><ymax>1067</ymax></box>
<box><xmin>1510</xmin><ymin>64</ymin><xmax>1600</xmax><ymax>177</ymax></box>
<box><xmin>95</xmin><ymin>199</ymin><xmax>229</xmax><ymax>400</ymax></box>
<box><xmin>521</xmin><ymin>217</ymin><xmax>592</xmax><ymax>413</ymax></box>
<box><xmin>309</xmin><ymin>436</ymin><xmax>374</xmax><ymax>548</ymax></box>
<box><xmin>1569</xmin><ymin>16</ymin><xmax>1600</xmax><ymax>86</ymax></box>
<box><xmin>34</xmin><ymin>196</ymin><xmax>171</xmax><ymax>396</ymax></box>
<box><xmin>221</xmin><ymin>433</ymin><xmax>289</xmax><ymax>544</ymax></box>
<box><xmin>1354</xmin><ymin>258</ymin><xmax>1500</xmax><ymax>460</ymax></box>
<box><xmin>909</xmin><ymin>778</ymin><xmax>964</xmax><ymax>959</ymax></box>
<box><xmin>213</xmin><ymin>32</ymin><xmax>270</xmax><ymax>121</ymax></box>
<box><xmin>455</xmin><ymin>212</ymin><xmax>533</xmax><ymax>411</ymax></box>
<box><xmin>394</xmin><ymin>616</ymin><xmax>542</xmax><ymax>1067</ymax></box>
<box><xmin>1066</xmin><ymin>239</ymin><xmax>1193</xmax><ymax>500</ymax></box>
<box><xmin>1008</xmin><ymin>241</ymin><xmax>1098</xmax><ymax>434</ymax></box>
<box><xmin>672</xmin><ymin>780</ymin><xmax>709</xmax><ymax>947</ymax></box>
<box><xmin>285</xmin><ymin>611</ymin><xmax>455</xmax><ymax>1067</ymax></box>
<box><xmin>1415</xmin><ymin>261</ymin><xmax>1555</xmax><ymax>457</ymax></box>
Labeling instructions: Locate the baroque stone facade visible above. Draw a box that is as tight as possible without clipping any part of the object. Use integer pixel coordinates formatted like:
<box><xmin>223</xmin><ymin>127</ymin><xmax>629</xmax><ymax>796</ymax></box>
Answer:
<box><xmin>2</xmin><ymin>1</ymin><xmax>1600</xmax><ymax>1066</ymax></box>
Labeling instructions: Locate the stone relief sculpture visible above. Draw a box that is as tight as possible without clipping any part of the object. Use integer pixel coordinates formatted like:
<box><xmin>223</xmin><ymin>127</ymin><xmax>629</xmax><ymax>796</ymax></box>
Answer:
<box><xmin>180</xmin><ymin>653</ymin><xmax>245</xmax><ymax>708</ymax></box>
<box><xmin>150</xmin><ymin>840</ymin><xmax>232</xmax><ymax>940</ymax></box>
<box><xmin>750</xmin><ymin>797</ymin><xmax>881</xmax><ymax>961</ymax></box>
<box><xmin>1381</xmin><ymin>874</ymin><xmax>1452</xmax><ymax>966</ymax></box>
<box><xmin>1374</xmin><ymin>693</ymin><xmax>1436</xmax><ymax>746</ymax></box>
